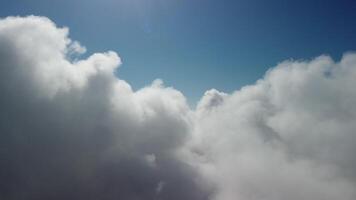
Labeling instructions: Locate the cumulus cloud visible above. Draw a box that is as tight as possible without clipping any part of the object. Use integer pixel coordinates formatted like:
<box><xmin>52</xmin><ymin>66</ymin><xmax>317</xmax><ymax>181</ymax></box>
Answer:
<box><xmin>1</xmin><ymin>15</ymin><xmax>356</xmax><ymax>200</ymax></box>
<box><xmin>0</xmin><ymin>16</ymin><xmax>206</xmax><ymax>200</ymax></box>
<box><xmin>186</xmin><ymin>54</ymin><xmax>356</xmax><ymax>200</ymax></box>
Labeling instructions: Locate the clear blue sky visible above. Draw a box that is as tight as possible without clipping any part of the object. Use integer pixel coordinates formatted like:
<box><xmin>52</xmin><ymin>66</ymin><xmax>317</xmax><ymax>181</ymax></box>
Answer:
<box><xmin>1</xmin><ymin>0</ymin><xmax>356</xmax><ymax>104</ymax></box>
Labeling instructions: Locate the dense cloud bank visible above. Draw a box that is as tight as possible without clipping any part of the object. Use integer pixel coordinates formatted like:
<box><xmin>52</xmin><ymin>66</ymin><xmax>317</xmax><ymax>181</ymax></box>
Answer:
<box><xmin>0</xmin><ymin>16</ymin><xmax>356</xmax><ymax>200</ymax></box>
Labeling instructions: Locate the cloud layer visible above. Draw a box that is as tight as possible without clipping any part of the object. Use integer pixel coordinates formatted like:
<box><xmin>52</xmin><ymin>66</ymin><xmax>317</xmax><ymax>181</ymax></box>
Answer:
<box><xmin>0</xmin><ymin>16</ymin><xmax>356</xmax><ymax>200</ymax></box>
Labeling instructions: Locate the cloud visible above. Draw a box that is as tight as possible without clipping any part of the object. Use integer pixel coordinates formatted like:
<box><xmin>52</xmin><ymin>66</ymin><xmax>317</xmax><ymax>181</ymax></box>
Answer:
<box><xmin>0</xmin><ymin>15</ymin><xmax>356</xmax><ymax>200</ymax></box>
<box><xmin>0</xmin><ymin>16</ymin><xmax>206</xmax><ymax>200</ymax></box>
<box><xmin>186</xmin><ymin>54</ymin><xmax>356</xmax><ymax>200</ymax></box>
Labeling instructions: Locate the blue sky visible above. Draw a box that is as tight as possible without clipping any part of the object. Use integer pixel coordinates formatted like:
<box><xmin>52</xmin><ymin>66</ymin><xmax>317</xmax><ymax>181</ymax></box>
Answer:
<box><xmin>1</xmin><ymin>0</ymin><xmax>355</xmax><ymax>105</ymax></box>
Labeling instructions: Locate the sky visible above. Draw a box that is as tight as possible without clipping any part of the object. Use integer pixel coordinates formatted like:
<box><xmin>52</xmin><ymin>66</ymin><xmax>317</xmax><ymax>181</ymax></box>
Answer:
<box><xmin>1</xmin><ymin>1</ymin><xmax>356</xmax><ymax>200</ymax></box>
<box><xmin>1</xmin><ymin>0</ymin><xmax>356</xmax><ymax>104</ymax></box>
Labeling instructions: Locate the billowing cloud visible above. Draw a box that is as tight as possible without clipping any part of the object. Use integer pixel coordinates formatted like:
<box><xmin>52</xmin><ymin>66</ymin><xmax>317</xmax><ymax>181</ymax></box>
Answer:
<box><xmin>0</xmin><ymin>16</ymin><xmax>207</xmax><ymax>200</ymax></box>
<box><xmin>187</xmin><ymin>54</ymin><xmax>356</xmax><ymax>200</ymax></box>
<box><xmin>0</xmin><ymin>16</ymin><xmax>356</xmax><ymax>200</ymax></box>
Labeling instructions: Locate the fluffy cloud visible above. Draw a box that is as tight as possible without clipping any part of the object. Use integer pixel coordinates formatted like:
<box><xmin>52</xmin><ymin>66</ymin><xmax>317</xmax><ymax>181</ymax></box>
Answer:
<box><xmin>0</xmin><ymin>16</ymin><xmax>206</xmax><ymax>200</ymax></box>
<box><xmin>187</xmin><ymin>54</ymin><xmax>356</xmax><ymax>200</ymax></box>
<box><xmin>0</xmin><ymin>16</ymin><xmax>356</xmax><ymax>200</ymax></box>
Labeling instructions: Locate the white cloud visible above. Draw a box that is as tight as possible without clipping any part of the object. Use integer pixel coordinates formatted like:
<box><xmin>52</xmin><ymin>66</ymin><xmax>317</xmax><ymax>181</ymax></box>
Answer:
<box><xmin>1</xmin><ymin>15</ymin><xmax>356</xmax><ymax>200</ymax></box>
<box><xmin>156</xmin><ymin>180</ymin><xmax>165</xmax><ymax>194</ymax></box>
<box><xmin>67</xmin><ymin>41</ymin><xmax>87</xmax><ymax>55</ymax></box>
<box><xmin>186</xmin><ymin>53</ymin><xmax>356</xmax><ymax>200</ymax></box>
<box><xmin>0</xmin><ymin>16</ymin><xmax>204</xmax><ymax>200</ymax></box>
<box><xmin>145</xmin><ymin>154</ymin><xmax>157</xmax><ymax>168</ymax></box>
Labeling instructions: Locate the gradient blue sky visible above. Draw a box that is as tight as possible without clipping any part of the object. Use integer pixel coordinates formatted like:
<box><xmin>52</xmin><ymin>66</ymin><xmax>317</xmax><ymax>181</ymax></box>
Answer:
<box><xmin>1</xmin><ymin>0</ymin><xmax>355</xmax><ymax>105</ymax></box>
